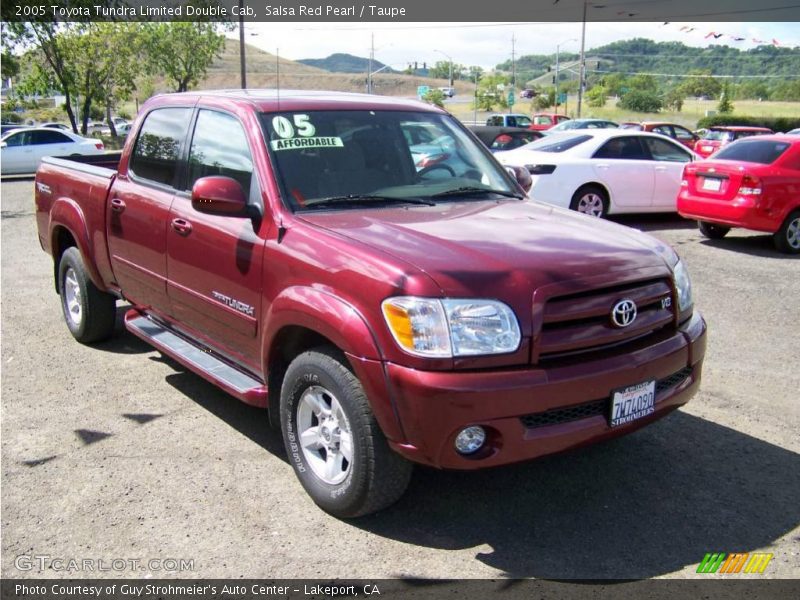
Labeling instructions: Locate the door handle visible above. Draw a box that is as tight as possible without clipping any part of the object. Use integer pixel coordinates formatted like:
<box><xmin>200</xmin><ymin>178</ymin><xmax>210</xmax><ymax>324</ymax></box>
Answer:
<box><xmin>596</xmin><ymin>163</ymin><xmax>610</xmax><ymax>169</ymax></box>
<box><xmin>171</xmin><ymin>218</ymin><xmax>193</xmax><ymax>236</ymax></box>
<box><xmin>110</xmin><ymin>198</ymin><xmax>126</xmax><ymax>213</ymax></box>
<box><xmin>655</xmin><ymin>166</ymin><xmax>668</xmax><ymax>171</ymax></box>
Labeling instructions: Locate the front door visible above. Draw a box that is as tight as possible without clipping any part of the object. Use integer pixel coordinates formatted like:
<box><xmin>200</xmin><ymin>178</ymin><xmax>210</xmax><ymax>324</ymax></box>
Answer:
<box><xmin>166</xmin><ymin>109</ymin><xmax>265</xmax><ymax>369</ymax></box>
<box><xmin>592</xmin><ymin>136</ymin><xmax>655</xmax><ymax>208</ymax></box>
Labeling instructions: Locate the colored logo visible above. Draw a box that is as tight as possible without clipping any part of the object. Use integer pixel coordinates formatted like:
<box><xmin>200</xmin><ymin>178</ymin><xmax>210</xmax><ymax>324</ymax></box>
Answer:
<box><xmin>696</xmin><ymin>552</ymin><xmax>774</xmax><ymax>574</ymax></box>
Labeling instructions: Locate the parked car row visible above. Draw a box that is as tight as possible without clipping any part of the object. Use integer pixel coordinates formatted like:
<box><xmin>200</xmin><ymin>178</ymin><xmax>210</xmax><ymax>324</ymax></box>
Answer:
<box><xmin>1</xmin><ymin>127</ymin><xmax>105</xmax><ymax>175</ymax></box>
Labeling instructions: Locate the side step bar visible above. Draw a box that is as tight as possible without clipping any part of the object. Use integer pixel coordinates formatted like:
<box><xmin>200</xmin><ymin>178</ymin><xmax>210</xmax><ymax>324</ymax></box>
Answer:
<box><xmin>125</xmin><ymin>310</ymin><xmax>268</xmax><ymax>407</ymax></box>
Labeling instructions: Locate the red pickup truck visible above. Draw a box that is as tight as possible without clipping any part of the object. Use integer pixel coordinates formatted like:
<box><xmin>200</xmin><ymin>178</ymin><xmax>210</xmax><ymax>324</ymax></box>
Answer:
<box><xmin>35</xmin><ymin>90</ymin><xmax>706</xmax><ymax>518</ymax></box>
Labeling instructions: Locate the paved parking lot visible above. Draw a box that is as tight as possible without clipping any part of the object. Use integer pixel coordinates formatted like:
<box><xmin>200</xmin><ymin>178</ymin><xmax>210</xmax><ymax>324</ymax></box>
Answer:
<box><xmin>2</xmin><ymin>177</ymin><xmax>798</xmax><ymax>579</ymax></box>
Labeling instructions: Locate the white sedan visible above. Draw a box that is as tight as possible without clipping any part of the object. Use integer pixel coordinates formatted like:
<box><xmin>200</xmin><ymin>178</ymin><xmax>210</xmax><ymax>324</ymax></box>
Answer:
<box><xmin>495</xmin><ymin>129</ymin><xmax>697</xmax><ymax>218</ymax></box>
<box><xmin>1</xmin><ymin>127</ymin><xmax>105</xmax><ymax>175</ymax></box>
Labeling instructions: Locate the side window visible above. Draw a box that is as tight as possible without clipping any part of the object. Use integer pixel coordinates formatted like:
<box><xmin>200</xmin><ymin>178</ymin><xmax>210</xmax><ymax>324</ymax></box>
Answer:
<box><xmin>506</xmin><ymin>116</ymin><xmax>517</xmax><ymax>127</ymax></box>
<box><xmin>30</xmin><ymin>130</ymin><xmax>72</xmax><ymax>145</ymax></box>
<box><xmin>187</xmin><ymin>110</ymin><xmax>253</xmax><ymax>194</ymax></box>
<box><xmin>652</xmin><ymin>126</ymin><xmax>671</xmax><ymax>137</ymax></box>
<box><xmin>593</xmin><ymin>137</ymin><xmax>646</xmax><ymax>160</ymax></box>
<box><xmin>644</xmin><ymin>137</ymin><xmax>692</xmax><ymax>163</ymax></box>
<box><xmin>4</xmin><ymin>132</ymin><xmax>26</xmax><ymax>147</ymax></box>
<box><xmin>129</xmin><ymin>108</ymin><xmax>193</xmax><ymax>187</ymax></box>
<box><xmin>674</xmin><ymin>126</ymin><xmax>695</xmax><ymax>141</ymax></box>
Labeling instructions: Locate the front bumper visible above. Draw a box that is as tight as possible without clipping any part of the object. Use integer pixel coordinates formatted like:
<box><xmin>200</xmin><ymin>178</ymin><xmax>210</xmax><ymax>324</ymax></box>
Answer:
<box><xmin>382</xmin><ymin>312</ymin><xmax>706</xmax><ymax>469</ymax></box>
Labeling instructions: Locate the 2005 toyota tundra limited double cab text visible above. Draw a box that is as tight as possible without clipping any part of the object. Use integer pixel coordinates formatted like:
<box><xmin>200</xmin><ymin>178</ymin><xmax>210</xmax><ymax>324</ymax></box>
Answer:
<box><xmin>35</xmin><ymin>90</ymin><xmax>706</xmax><ymax>517</ymax></box>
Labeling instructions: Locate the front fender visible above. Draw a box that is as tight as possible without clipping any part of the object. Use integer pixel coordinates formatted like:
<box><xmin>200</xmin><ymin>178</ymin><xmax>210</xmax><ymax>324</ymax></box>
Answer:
<box><xmin>263</xmin><ymin>286</ymin><xmax>405</xmax><ymax>442</ymax></box>
<box><xmin>49</xmin><ymin>198</ymin><xmax>105</xmax><ymax>291</ymax></box>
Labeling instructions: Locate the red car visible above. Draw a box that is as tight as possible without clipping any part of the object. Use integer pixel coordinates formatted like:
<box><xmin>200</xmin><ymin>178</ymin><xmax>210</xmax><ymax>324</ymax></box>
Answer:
<box><xmin>693</xmin><ymin>126</ymin><xmax>773</xmax><ymax>158</ymax></box>
<box><xmin>620</xmin><ymin>121</ymin><xmax>699</xmax><ymax>150</ymax></box>
<box><xmin>678</xmin><ymin>135</ymin><xmax>800</xmax><ymax>253</ymax></box>
<box><xmin>529</xmin><ymin>113</ymin><xmax>571</xmax><ymax>131</ymax></box>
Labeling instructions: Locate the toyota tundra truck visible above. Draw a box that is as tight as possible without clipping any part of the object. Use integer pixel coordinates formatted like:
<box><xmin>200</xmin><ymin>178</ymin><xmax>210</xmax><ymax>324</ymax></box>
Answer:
<box><xmin>35</xmin><ymin>90</ymin><xmax>706</xmax><ymax>518</ymax></box>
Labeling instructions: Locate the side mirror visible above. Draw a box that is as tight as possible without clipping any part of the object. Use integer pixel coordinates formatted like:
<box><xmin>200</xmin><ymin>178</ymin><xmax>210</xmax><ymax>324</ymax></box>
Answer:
<box><xmin>191</xmin><ymin>176</ymin><xmax>247</xmax><ymax>216</ymax></box>
<box><xmin>506</xmin><ymin>165</ymin><xmax>532</xmax><ymax>193</ymax></box>
<box><xmin>0</xmin><ymin>142</ymin><xmax>7</xmax><ymax>149</ymax></box>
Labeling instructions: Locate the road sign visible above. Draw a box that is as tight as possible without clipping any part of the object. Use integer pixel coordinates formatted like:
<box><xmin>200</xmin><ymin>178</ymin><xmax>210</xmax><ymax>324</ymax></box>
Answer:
<box><xmin>417</xmin><ymin>85</ymin><xmax>430</xmax><ymax>99</ymax></box>
<box><xmin>507</xmin><ymin>91</ymin><xmax>515</xmax><ymax>106</ymax></box>
<box><xmin>558</xmin><ymin>92</ymin><xmax>567</xmax><ymax>103</ymax></box>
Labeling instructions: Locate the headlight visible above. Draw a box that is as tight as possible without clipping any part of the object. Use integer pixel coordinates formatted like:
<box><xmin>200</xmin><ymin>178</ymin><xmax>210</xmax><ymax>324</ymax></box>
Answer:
<box><xmin>673</xmin><ymin>259</ymin><xmax>693</xmax><ymax>312</ymax></box>
<box><xmin>381</xmin><ymin>297</ymin><xmax>521</xmax><ymax>358</ymax></box>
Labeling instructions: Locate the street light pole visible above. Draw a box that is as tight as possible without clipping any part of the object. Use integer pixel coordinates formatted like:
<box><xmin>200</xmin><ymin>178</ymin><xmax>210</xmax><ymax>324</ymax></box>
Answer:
<box><xmin>433</xmin><ymin>49</ymin><xmax>453</xmax><ymax>88</ymax></box>
<box><xmin>577</xmin><ymin>0</ymin><xmax>588</xmax><ymax>117</ymax></box>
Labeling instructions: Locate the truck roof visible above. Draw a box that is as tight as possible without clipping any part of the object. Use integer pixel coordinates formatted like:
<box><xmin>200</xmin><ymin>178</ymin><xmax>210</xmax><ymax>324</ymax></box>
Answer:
<box><xmin>152</xmin><ymin>89</ymin><xmax>445</xmax><ymax>114</ymax></box>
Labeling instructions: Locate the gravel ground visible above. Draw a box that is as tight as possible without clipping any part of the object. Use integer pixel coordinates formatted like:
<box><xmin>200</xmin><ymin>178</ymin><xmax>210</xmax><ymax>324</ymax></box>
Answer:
<box><xmin>2</xmin><ymin>177</ymin><xmax>798</xmax><ymax>580</ymax></box>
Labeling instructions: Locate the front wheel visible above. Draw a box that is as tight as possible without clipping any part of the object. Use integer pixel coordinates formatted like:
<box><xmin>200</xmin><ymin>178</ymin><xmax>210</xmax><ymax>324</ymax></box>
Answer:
<box><xmin>570</xmin><ymin>185</ymin><xmax>609</xmax><ymax>218</ymax></box>
<box><xmin>280</xmin><ymin>347</ymin><xmax>412</xmax><ymax>518</ymax></box>
<box><xmin>58</xmin><ymin>247</ymin><xmax>116</xmax><ymax>343</ymax></box>
<box><xmin>698</xmin><ymin>221</ymin><xmax>731</xmax><ymax>240</ymax></box>
<box><xmin>773</xmin><ymin>210</ymin><xmax>800</xmax><ymax>254</ymax></box>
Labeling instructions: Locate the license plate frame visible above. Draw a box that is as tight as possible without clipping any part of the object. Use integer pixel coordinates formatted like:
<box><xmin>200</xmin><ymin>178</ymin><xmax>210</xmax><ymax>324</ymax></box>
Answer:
<box><xmin>609</xmin><ymin>380</ymin><xmax>656</xmax><ymax>428</ymax></box>
<box><xmin>702</xmin><ymin>177</ymin><xmax>722</xmax><ymax>191</ymax></box>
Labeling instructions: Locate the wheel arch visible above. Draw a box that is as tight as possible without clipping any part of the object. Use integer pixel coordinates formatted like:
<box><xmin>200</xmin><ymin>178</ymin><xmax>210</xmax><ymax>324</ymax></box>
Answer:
<box><xmin>48</xmin><ymin>199</ymin><xmax>104</xmax><ymax>293</ymax></box>
<box><xmin>262</xmin><ymin>287</ymin><xmax>403</xmax><ymax>441</ymax></box>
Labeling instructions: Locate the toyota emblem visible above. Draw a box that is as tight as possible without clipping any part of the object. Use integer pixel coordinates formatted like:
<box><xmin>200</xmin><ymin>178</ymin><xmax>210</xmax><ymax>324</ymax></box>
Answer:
<box><xmin>611</xmin><ymin>299</ymin><xmax>637</xmax><ymax>328</ymax></box>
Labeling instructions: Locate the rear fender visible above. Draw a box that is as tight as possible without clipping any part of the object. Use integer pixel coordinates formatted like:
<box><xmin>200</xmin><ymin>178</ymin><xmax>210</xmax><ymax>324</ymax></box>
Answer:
<box><xmin>48</xmin><ymin>198</ymin><xmax>105</xmax><ymax>291</ymax></box>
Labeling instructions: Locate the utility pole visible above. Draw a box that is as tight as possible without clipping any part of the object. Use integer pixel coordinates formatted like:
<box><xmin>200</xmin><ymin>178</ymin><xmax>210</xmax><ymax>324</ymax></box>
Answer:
<box><xmin>510</xmin><ymin>32</ymin><xmax>516</xmax><ymax>114</ymax></box>
<box><xmin>367</xmin><ymin>32</ymin><xmax>374</xmax><ymax>94</ymax></box>
<box><xmin>577</xmin><ymin>0</ymin><xmax>587</xmax><ymax>117</ymax></box>
<box><xmin>238</xmin><ymin>0</ymin><xmax>246</xmax><ymax>89</ymax></box>
<box><xmin>555</xmin><ymin>38</ymin><xmax>576</xmax><ymax>116</ymax></box>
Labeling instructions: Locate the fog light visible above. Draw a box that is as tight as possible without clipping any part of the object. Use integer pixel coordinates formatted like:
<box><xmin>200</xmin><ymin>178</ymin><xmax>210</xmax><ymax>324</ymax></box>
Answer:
<box><xmin>455</xmin><ymin>426</ymin><xmax>486</xmax><ymax>455</ymax></box>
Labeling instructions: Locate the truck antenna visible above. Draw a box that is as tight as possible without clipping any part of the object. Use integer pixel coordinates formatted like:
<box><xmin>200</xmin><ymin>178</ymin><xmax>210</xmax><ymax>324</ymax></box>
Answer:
<box><xmin>276</xmin><ymin>47</ymin><xmax>280</xmax><ymax>107</ymax></box>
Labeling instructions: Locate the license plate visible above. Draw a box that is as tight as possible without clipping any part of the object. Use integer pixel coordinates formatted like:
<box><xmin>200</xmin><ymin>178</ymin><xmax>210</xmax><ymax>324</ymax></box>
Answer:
<box><xmin>610</xmin><ymin>381</ymin><xmax>655</xmax><ymax>427</ymax></box>
<box><xmin>702</xmin><ymin>177</ymin><xmax>722</xmax><ymax>191</ymax></box>
<box><xmin>701</xmin><ymin>145</ymin><xmax>714</xmax><ymax>153</ymax></box>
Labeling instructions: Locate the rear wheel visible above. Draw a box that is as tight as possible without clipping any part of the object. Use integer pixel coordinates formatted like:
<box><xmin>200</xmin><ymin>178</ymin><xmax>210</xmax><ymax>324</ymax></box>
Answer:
<box><xmin>773</xmin><ymin>210</ymin><xmax>800</xmax><ymax>254</ymax></box>
<box><xmin>570</xmin><ymin>185</ymin><xmax>608</xmax><ymax>218</ymax></box>
<box><xmin>698</xmin><ymin>221</ymin><xmax>731</xmax><ymax>240</ymax></box>
<box><xmin>280</xmin><ymin>347</ymin><xmax>412</xmax><ymax>518</ymax></box>
<box><xmin>58</xmin><ymin>247</ymin><xmax>116</xmax><ymax>343</ymax></box>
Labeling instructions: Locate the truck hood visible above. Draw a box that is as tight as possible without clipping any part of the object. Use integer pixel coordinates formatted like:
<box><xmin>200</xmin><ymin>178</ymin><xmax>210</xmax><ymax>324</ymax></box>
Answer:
<box><xmin>298</xmin><ymin>199</ymin><xmax>674</xmax><ymax>297</ymax></box>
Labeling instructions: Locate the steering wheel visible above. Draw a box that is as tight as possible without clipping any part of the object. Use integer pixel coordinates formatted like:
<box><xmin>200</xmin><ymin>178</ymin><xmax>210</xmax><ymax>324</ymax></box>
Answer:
<box><xmin>417</xmin><ymin>163</ymin><xmax>456</xmax><ymax>178</ymax></box>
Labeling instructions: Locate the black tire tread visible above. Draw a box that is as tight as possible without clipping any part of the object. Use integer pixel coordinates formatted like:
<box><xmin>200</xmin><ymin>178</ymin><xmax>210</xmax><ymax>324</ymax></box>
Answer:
<box><xmin>282</xmin><ymin>346</ymin><xmax>412</xmax><ymax>518</ymax></box>
<box><xmin>58</xmin><ymin>247</ymin><xmax>116</xmax><ymax>343</ymax></box>
<box><xmin>698</xmin><ymin>220</ymin><xmax>730</xmax><ymax>240</ymax></box>
<box><xmin>773</xmin><ymin>210</ymin><xmax>800</xmax><ymax>254</ymax></box>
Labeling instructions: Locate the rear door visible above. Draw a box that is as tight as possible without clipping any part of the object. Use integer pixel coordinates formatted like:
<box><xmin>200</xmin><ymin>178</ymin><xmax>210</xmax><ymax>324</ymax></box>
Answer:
<box><xmin>108</xmin><ymin>107</ymin><xmax>193</xmax><ymax>313</ymax></box>
<box><xmin>591</xmin><ymin>136</ymin><xmax>654</xmax><ymax>208</ymax></box>
<box><xmin>642</xmin><ymin>136</ymin><xmax>694</xmax><ymax>210</ymax></box>
<box><xmin>166</xmin><ymin>108</ymin><xmax>264</xmax><ymax>367</ymax></box>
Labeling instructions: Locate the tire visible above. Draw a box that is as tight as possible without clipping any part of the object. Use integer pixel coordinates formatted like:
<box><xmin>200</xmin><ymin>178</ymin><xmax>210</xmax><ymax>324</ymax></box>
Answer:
<box><xmin>58</xmin><ymin>247</ymin><xmax>116</xmax><ymax>343</ymax></box>
<box><xmin>698</xmin><ymin>221</ymin><xmax>730</xmax><ymax>240</ymax></box>
<box><xmin>280</xmin><ymin>347</ymin><xmax>413</xmax><ymax>518</ymax></box>
<box><xmin>570</xmin><ymin>185</ymin><xmax>609</xmax><ymax>218</ymax></box>
<box><xmin>773</xmin><ymin>210</ymin><xmax>800</xmax><ymax>254</ymax></box>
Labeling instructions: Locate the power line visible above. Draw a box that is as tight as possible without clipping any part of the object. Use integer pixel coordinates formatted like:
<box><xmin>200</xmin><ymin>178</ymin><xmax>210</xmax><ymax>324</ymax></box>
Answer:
<box><xmin>589</xmin><ymin>68</ymin><xmax>800</xmax><ymax>78</ymax></box>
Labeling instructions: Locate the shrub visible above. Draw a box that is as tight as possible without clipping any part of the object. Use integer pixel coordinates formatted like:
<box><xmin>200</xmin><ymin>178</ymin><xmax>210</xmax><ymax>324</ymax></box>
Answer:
<box><xmin>696</xmin><ymin>115</ymin><xmax>800</xmax><ymax>132</ymax></box>
<box><xmin>618</xmin><ymin>90</ymin><xmax>663</xmax><ymax>113</ymax></box>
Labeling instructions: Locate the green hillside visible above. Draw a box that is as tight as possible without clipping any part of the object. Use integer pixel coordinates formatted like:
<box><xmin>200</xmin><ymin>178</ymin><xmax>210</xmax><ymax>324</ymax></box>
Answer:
<box><xmin>298</xmin><ymin>53</ymin><xmax>394</xmax><ymax>74</ymax></box>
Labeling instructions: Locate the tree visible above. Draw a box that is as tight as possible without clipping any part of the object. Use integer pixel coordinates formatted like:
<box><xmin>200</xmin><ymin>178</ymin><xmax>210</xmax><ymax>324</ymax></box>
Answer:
<box><xmin>143</xmin><ymin>22</ymin><xmax>226</xmax><ymax>93</ymax></box>
<box><xmin>422</xmin><ymin>88</ymin><xmax>446</xmax><ymax>108</ymax></box>
<box><xmin>534</xmin><ymin>90</ymin><xmax>554</xmax><ymax>111</ymax></box>
<box><xmin>600</xmin><ymin>73</ymin><xmax>626</xmax><ymax>97</ymax></box>
<box><xmin>627</xmin><ymin>74</ymin><xmax>658</xmax><ymax>93</ymax></box>
<box><xmin>586</xmin><ymin>85</ymin><xmax>607</xmax><ymax>108</ymax></box>
<box><xmin>664</xmin><ymin>87</ymin><xmax>685</xmax><ymax>112</ymax></box>
<box><xmin>618</xmin><ymin>90</ymin><xmax>663</xmax><ymax>113</ymax></box>
<box><xmin>474</xmin><ymin>72</ymin><xmax>510</xmax><ymax>111</ymax></box>
<box><xmin>717</xmin><ymin>83</ymin><xmax>734</xmax><ymax>114</ymax></box>
<box><xmin>678</xmin><ymin>70</ymin><xmax>722</xmax><ymax>99</ymax></box>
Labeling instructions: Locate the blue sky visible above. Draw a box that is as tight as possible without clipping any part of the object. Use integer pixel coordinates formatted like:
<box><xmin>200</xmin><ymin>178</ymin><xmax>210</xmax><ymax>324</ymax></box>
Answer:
<box><xmin>236</xmin><ymin>21</ymin><xmax>799</xmax><ymax>70</ymax></box>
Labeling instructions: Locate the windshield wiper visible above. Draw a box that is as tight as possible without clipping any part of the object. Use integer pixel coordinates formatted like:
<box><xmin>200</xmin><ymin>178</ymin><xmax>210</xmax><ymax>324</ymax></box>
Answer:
<box><xmin>428</xmin><ymin>187</ymin><xmax>525</xmax><ymax>200</ymax></box>
<box><xmin>303</xmin><ymin>194</ymin><xmax>435</xmax><ymax>209</ymax></box>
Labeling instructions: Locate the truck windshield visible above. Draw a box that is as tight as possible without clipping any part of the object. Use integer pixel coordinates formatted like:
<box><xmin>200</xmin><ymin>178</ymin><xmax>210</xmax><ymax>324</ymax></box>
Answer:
<box><xmin>260</xmin><ymin>110</ymin><xmax>518</xmax><ymax>210</ymax></box>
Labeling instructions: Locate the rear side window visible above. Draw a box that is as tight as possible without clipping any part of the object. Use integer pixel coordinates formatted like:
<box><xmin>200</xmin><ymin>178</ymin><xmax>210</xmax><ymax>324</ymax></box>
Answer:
<box><xmin>674</xmin><ymin>126</ymin><xmax>695</xmax><ymax>141</ymax></box>
<box><xmin>527</xmin><ymin>134</ymin><xmax>592</xmax><ymax>153</ymax></box>
<box><xmin>593</xmin><ymin>136</ymin><xmax>647</xmax><ymax>160</ymax></box>
<box><xmin>129</xmin><ymin>108</ymin><xmax>193</xmax><ymax>187</ymax></box>
<box><xmin>714</xmin><ymin>140</ymin><xmax>790</xmax><ymax>165</ymax></box>
<box><xmin>643</xmin><ymin>137</ymin><xmax>692</xmax><ymax>163</ymax></box>
<box><xmin>187</xmin><ymin>110</ymin><xmax>253</xmax><ymax>193</ymax></box>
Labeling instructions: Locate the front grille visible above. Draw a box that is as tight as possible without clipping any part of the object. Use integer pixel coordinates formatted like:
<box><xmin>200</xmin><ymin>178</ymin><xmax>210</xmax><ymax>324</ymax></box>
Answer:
<box><xmin>536</xmin><ymin>278</ymin><xmax>675</xmax><ymax>362</ymax></box>
<box><xmin>519</xmin><ymin>366</ymin><xmax>694</xmax><ymax>430</ymax></box>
